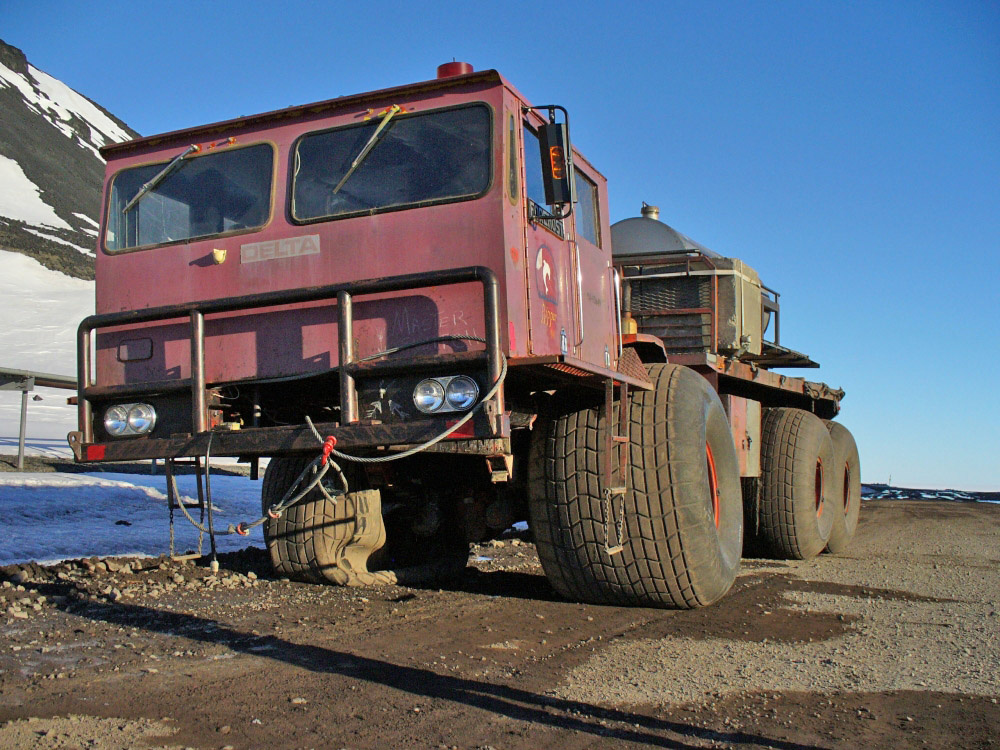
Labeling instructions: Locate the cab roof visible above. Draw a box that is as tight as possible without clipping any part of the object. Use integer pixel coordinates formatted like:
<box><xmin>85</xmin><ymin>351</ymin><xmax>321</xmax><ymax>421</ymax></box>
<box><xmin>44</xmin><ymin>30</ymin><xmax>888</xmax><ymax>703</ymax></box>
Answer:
<box><xmin>100</xmin><ymin>68</ymin><xmax>506</xmax><ymax>159</ymax></box>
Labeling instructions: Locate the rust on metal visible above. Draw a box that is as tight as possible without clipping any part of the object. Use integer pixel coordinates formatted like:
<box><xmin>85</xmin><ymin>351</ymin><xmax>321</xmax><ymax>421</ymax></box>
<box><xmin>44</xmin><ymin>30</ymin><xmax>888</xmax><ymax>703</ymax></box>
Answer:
<box><xmin>67</xmin><ymin>411</ymin><xmax>510</xmax><ymax>463</ymax></box>
<box><xmin>670</xmin><ymin>352</ymin><xmax>843</xmax><ymax>419</ymax></box>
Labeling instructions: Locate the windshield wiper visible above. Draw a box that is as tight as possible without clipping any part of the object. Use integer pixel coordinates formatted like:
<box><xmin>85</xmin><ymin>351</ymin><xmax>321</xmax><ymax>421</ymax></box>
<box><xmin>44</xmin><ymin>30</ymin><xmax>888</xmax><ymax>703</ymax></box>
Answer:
<box><xmin>332</xmin><ymin>104</ymin><xmax>401</xmax><ymax>194</ymax></box>
<box><xmin>122</xmin><ymin>143</ymin><xmax>201</xmax><ymax>214</ymax></box>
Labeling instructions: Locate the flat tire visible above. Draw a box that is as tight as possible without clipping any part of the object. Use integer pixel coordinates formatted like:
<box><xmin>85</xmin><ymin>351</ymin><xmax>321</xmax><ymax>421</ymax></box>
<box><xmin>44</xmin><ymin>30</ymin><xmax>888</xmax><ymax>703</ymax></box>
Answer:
<box><xmin>262</xmin><ymin>457</ymin><xmax>386</xmax><ymax>585</ymax></box>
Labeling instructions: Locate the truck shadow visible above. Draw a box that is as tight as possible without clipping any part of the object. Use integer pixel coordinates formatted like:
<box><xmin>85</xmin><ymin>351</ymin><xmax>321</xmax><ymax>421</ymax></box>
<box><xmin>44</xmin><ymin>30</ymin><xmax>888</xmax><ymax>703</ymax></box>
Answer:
<box><xmin>16</xmin><ymin>580</ymin><xmax>823</xmax><ymax>750</ymax></box>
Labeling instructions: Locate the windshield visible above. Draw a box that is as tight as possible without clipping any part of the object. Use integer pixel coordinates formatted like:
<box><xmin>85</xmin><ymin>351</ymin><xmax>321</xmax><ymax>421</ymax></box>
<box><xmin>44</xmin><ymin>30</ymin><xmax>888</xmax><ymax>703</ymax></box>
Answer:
<box><xmin>105</xmin><ymin>143</ymin><xmax>273</xmax><ymax>251</ymax></box>
<box><xmin>292</xmin><ymin>104</ymin><xmax>491</xmax><ymax>222</ymax></box>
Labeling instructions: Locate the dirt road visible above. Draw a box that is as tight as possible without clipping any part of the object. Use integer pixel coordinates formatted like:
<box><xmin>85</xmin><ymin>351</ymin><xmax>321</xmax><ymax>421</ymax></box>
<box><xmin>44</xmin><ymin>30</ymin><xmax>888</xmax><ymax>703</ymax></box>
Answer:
<box><xmin>1</xmin><ymin>498</ymin><xmax>998</xmax><ymax>749</ymax></box>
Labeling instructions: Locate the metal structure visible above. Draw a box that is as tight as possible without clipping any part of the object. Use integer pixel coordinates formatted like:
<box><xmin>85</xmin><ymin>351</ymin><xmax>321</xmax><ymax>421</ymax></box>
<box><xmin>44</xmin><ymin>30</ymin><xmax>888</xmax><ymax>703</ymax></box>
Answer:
<box><xmin>0</xmin><ymin>367</ymin><xmax>76</xmax><ymax>470</ymax></box>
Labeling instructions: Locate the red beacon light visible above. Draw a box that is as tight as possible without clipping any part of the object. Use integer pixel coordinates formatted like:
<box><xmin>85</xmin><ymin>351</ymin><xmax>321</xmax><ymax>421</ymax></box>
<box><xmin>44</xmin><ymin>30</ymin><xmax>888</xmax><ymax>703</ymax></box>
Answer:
<box><xmin>437</xmin><ymin>62</ymin><xmax>474</xmax><ymax>78</ymax></box>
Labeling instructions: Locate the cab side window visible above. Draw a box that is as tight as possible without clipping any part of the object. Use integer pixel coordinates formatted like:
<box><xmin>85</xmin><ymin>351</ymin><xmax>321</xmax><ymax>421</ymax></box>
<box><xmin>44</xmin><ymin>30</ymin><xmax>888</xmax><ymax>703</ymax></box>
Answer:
<box><xmin>523</xmin><ymin>125</ymin><xmax>551</xmax><ymax>218</ymax></box>
<box><xmin>574</xmin><ymin>169</ymin><xmax>600</xmax><ymax>247</ymax></box>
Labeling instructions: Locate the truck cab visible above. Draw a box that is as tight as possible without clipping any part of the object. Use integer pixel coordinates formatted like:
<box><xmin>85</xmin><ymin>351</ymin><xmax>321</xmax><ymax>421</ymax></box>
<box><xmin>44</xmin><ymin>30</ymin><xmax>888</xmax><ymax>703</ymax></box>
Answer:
<box><xmin>76</xmin><ymin>63</ymin><xmax>627</xmax><ymax>460</ymax></box>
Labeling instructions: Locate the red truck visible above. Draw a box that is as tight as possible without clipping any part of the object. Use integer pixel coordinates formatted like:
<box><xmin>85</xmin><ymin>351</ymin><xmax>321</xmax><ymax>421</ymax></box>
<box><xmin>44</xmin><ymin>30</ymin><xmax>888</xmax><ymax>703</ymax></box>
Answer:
<box><xmin>70</xmin><ymin>62</ymin><xmax>860</xmax><ymax>607</ymax></box>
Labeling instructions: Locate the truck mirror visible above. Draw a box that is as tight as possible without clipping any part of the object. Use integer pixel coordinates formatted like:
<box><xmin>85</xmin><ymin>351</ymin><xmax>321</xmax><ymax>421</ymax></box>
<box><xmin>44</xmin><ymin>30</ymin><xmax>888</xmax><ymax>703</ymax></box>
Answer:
<box><xmin>538</xmin><ymin>121</ymin><xmax>573</xmax><ymax>206</ymax></box>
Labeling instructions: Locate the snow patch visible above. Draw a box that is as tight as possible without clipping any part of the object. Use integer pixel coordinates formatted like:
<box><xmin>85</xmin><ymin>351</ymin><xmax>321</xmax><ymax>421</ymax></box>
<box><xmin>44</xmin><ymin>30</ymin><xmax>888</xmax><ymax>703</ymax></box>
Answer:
<box><xmin>28</xmin><ymin>65</ymin><xmax>132</xmax><ymax>146</ymax></box>
<box><xmin>22</xmin><ymin>226</ymin><xmax>95</xmax><ymax>256</ymax></box>
<box><xmin>72</xmin><ymin>212</ymin><xmax>100</xmax><ymax>229</ymax></box>
<box><xmin>0</xmin><ymin>472</ymin><xmax>263</xmax><ymax>564</ymax></box>
<box><xmin>0</xmin><ymin>155</ymin><xmax>72</xmax><ymax>229</ymax></box>
<box><xmin>0</xmin><ymin>250</ymin><xmax>93</xmax><ymax>443</ymax></box>
<box><xmin>0</xmin><ymin>61</ymin><xmax>131</xmax><ymax>159</ymax></box>
<box><xmin>0</xmin><ymin>472</ymin><xmax>173</xmax><ymax>500</ymax></box>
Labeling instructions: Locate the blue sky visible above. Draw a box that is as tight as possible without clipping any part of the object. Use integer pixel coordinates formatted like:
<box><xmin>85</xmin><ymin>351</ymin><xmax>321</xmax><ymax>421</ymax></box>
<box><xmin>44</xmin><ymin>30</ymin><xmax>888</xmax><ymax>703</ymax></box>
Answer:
<box><xmin>5</xmin><ymin>0</ymin><xmax>999</xmax><ymax>490</ymax></box>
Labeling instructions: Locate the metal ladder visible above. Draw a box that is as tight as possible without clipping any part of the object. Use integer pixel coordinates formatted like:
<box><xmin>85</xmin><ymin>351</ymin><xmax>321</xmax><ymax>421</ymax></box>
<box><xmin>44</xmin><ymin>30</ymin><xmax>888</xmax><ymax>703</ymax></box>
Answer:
<box><xmin>602</xmin><ymin>378</ymin><xmax>630</xmax><ymax>555</ymax></box>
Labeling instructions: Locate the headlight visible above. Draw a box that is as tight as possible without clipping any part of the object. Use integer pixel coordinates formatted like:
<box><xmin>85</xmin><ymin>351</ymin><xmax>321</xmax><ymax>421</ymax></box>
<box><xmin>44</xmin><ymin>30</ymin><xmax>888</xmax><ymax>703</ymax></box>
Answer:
<box><xmin>104</xmin><ymin>405</ymin><xmax>129</xmax><ymax>436</ymax></box>
<box><xmin>445</xmin><ymin>376</ymin><xmax>479</xmax><ymax>410</ymax></box>
<box><xmin>413</xmin><ymin>379</ymin><xmax>445</xmax><ymax>413</ymax></box>
<box><xmin>127</xmin><ymin>403</ymin><xmax>157</xmax><ymax>433</ymax></box>
<box><xmin>103</xmin><ymin>402</ymin><xmax>156</xmax><ymax>436</ymax></box>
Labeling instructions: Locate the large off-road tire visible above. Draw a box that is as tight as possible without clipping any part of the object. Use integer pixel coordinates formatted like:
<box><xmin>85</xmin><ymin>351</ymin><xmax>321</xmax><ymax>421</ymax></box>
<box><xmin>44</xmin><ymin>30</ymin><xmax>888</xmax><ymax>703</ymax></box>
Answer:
<box><xmin>262</xmin><ymin>457</ymin><xmax>386</xmax><ymax>585</ymax></box>
<box><xmin>759</xmin><ymin>408</ymin><xmax>834</xmax><ymax>559</ymax></box>
<box><xmin>823</xmin><ymin>421</ymin><xmax>861</xmax><ymax>554</ymax></box>
<box><xmin>528</xmin><ymin>363</ymin><xmax>743</xmax><ymax>608</ymax></box>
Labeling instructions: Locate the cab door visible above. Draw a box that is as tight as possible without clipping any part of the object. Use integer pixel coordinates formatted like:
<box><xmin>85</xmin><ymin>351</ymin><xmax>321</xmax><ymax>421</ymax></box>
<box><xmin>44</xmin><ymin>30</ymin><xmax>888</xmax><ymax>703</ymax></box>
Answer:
<box><xmin>522</xmin><ymin>122</ymin><xmax>577</xmax><ymax>357</ymax></box>
<box><xmin>569</xmin><ymin>165</ymin><xmax>617</xmax><ymax>369</ymax></box>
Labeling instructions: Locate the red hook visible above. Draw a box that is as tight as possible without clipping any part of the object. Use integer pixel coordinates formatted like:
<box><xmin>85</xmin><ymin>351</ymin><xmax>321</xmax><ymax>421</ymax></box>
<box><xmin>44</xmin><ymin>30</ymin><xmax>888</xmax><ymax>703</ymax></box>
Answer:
<box><xmin>320</xmin><ymin>436</ymin><xmax>337</xmax><ymax>465</ymax></box>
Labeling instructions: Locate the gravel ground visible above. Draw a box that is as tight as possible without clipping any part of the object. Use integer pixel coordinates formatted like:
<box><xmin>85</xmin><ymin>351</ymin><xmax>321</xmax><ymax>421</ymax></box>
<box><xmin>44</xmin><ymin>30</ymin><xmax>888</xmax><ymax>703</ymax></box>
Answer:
<box><xmin>0</xmin><ymin>715</ymin><xmax>179</xmax><ymax>749</ymax></box>
<box><xmin>0</xmin><ymin>498</ymin><xmax>997</xmax><ymax>749</ymax></box>
<box><xmin>559</xmin><ymin>503</ymin><xmax>1000</xmax><ymax>707</ymax></box>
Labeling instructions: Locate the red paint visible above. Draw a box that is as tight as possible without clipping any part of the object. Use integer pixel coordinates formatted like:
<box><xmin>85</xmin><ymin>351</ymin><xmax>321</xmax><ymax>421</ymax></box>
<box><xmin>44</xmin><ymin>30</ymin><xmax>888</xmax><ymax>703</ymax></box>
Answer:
<box><xmin>93</xmin><ymin>80</ymin><xmax>506</xmax><ymax>387</ymax></box>
<box><xmin>843</xmin><ymin>463</ymin><xmax>851</xmax><ymax>513</ymax></box>
<box><xmin>706</xmin><ymin>442</ymin><xmax>720</xmax><ymax>529</ymax></box>
<box><xmin>815</xmin><ymin>458</ymin><xmax>824</xmax><ymax>517</ymax></box>
<box><xmin>445</xmin><ymin>419</ymin><xmax>477</xmax><ymax>439</ymax></box>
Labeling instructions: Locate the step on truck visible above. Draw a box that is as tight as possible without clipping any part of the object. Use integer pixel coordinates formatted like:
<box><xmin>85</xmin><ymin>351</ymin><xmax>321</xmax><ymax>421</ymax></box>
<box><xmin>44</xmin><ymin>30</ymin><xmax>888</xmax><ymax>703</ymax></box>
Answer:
<box><xmin>70</xmin><ymin>62</ymin><xmax>860</xmax><ymax>606</ymax></box>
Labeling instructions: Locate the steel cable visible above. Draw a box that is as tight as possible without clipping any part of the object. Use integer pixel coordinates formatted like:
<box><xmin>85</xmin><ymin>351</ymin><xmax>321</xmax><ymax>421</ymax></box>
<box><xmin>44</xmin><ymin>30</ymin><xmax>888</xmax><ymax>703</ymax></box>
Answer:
<box><xmin>168</xmin><ymin>334</ymin><xmax>505</xmax><ymax>539</ymax></box>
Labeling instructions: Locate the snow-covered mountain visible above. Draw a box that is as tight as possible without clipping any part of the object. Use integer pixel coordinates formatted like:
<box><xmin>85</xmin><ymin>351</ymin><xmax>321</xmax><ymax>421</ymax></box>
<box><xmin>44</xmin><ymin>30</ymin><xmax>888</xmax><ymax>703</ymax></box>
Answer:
<box><xmin>0</xmin><ymin>39</ymin><xmax>137</xmax><ymax>453</ymax></box>
<box><xmin>0</xmin><ymin>38</ymin><xmax>137</xmax><ymax>280</ymax></box>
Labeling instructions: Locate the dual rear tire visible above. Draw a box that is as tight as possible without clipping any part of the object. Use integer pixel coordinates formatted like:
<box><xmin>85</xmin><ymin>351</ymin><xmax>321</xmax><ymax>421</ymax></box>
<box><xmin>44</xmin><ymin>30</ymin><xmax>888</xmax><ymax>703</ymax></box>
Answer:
<box><xmin>754</xmin><ymin>409</ymin><xmax>861</xmax><ymax>558</ymax></box>
<box><xmin>758</xmin><ymin>408</ymin><xmax>834</xmax><ymax>559</ymax></box>
<box><xmin>824</xmin><ymin>420</ymin><xmax>862</xmax><ymax>554</ymax></box>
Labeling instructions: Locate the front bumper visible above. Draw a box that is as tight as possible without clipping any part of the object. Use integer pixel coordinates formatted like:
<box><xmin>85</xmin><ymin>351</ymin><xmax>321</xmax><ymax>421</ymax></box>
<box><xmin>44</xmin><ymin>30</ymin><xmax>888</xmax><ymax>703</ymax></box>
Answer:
<box><xmin>68</xmin><ymin>418</ymin><xmax>510</xmax><ymax>463</ymax></box>
<box><xmin>72</xmin><ymin>266</ymin><xmax>505</xmax><ymax>463</ymax></box>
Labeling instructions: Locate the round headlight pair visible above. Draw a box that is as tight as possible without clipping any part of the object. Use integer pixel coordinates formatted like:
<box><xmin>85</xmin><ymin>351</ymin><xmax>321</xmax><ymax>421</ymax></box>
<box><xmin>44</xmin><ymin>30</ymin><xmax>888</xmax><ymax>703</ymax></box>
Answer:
<box><xmin>412</xmin><ymin>376</ymin><xmax>479</xmax><ymax>413</ymax></box>
<box><xmin>104</xmin><ymin>403</ymin><xmax>157</xmax><ymax>436</ymax></box>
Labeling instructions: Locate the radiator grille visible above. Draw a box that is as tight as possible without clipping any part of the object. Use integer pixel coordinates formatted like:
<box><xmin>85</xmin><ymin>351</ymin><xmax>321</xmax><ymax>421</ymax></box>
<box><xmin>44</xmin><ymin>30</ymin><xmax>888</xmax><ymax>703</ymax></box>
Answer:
<box><xmin>629</xmin><ymin>276</ymin><xmax>711</xmax><ymax>313</ymax></box>
<box><xmin>628</xmin><ymin>276</ymin><xmax>713</xmax><ymax>353</ymax></box>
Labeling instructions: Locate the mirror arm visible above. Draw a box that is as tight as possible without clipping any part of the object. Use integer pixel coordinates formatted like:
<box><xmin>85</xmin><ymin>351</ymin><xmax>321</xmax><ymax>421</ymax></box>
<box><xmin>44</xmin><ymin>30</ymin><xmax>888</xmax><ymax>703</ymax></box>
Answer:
<box><xmin>523</xmin><ymin>104</ymin><xmax>575</xmax><ymax>219</ymax></box>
